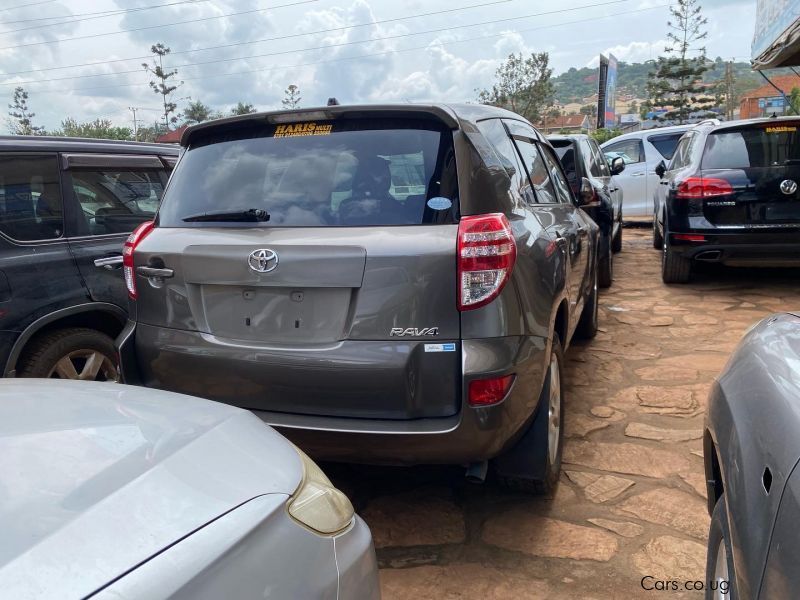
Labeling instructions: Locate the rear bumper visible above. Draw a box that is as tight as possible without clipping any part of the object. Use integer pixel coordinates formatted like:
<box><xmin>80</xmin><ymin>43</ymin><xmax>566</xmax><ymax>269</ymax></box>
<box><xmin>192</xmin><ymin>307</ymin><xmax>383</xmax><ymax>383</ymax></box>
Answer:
<box><xmin>668</xmin><ymin>231</ymin><xmax>800</xmax><ymax>266</ymax></box>
<box><xmin>117</xmin><ymin>322</ymin><xmax>549</xmax><ymax>464</ymax></box>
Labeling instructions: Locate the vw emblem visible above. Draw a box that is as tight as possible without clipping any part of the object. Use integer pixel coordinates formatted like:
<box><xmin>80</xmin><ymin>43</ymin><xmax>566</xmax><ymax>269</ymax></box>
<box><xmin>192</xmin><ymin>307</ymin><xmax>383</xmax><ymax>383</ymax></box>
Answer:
<box><xmin>780</xmin><ymin>179</ymin><xmax>798</xmax><ymax>196</ymax></box>
<box><xmin>248</xmin><ymin>249</ymin><xmax>278</xmax><ymax>273</ymax></box>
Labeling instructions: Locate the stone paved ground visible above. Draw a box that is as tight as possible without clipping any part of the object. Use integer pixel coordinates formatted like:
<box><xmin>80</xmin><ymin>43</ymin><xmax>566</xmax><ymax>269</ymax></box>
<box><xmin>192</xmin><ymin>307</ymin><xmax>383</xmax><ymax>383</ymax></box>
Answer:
<box><xmin>326</xmin><ymin>228</ymin><xmax>800</xmax><ymax>599</ymax></box>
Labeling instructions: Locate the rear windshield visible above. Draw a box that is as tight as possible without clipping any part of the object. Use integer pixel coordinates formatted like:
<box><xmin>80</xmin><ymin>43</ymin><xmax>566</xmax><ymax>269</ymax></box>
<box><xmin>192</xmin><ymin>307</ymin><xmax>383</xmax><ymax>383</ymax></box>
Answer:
<box><xmin>648</xmin><ymin>133</ymin><xmax>683</xmax><ymax>160</ymax></box>
<box><xmin>702</xmin><ymin>123</ymin><xmax>800</xmax><ymax>169</ymax></box>
<box><xmin>158</xmin><ymin>118</ymin><xmax>458</xmax><ymax>227</ymax></box>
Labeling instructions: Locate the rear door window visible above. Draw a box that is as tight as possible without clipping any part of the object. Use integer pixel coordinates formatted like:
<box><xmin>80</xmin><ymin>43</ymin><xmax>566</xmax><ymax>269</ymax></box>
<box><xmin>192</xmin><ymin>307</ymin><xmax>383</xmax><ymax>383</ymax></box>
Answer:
<box><xmin>0</xmin><ymin>154</ymin><xmax>63</xmax><ymax>241</ymax></box>
<box><xmin>603</xmin><ymin>139</ymin><xmax>644</xmax><ymax>164</ymax></box>
<box><xmin>476</xmin><ymin>119</ymin><xmax>530</xmax><ymax>205</ymax></box>
<box><xmin>648</xmin><ymin>133</ymin><xmax>684</xmax><ymax>160</ymax></box>
<box><xmin>551</xmin><ymin>140</ymin><xmax>581</xmax><ymax>194</ymax></box>
<box><xmin>702</xmin><ymin>124</ymin><xmax>800</xmax><ymax>169</ymax></box>
<box><xmin>69</xmin><ymin>170</ymin><xmax>166</xmax><ymax>235</ymax></box>
<box><xmin>158</xmin><ymin>118</ymin><xmax>458</xmax><ymax>227</ymax></box>
<box><xmin>513</xmin><ymin>138</ymin><xmax>559</xmax><ymax>204</ymax></box>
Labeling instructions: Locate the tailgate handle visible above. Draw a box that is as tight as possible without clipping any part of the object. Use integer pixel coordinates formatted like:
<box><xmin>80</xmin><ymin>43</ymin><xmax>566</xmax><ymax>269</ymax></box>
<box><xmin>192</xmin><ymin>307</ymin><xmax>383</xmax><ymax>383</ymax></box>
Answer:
<box><xmin>136</xmin><ymin>266</ymin><xmax>174</xmax><ymax>279</ymax></box>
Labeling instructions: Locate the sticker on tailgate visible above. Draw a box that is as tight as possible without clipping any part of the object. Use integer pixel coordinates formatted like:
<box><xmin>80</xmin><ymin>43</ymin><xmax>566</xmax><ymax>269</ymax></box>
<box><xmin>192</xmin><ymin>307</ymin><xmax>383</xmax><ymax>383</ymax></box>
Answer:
<box><xmin>424</xmin><ymin>343</ymin><xmax>456</xmax><ymax>352</ymax></box>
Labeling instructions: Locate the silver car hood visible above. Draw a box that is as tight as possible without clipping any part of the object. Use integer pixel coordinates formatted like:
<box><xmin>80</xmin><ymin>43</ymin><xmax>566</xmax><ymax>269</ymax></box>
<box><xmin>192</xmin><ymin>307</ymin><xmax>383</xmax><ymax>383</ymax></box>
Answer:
<box><xmin>0</xmin><ymin>380</ymin><xmax>303</xmax><ymax>598</ymax></box>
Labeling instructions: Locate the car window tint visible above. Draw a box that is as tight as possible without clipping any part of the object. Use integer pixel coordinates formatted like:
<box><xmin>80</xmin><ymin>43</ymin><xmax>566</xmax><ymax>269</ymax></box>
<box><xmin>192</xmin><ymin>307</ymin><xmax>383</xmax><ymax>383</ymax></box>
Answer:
<box><xmin>71</xmin><ymin>170</ymin><xmax>166</xmax><ymax>235</ymax></box>
<box><xmin>513</xmin><ymin>138</ymin><xmax>558</xmax><ymax>204</ymax></box>
<box><xmin>702</xmin><ymin>125</ymin><xmax>800</xmax><ymax>169</ymax></box>
<box><xmin>540</xmin><ymin>145</ymin><xmax>573</xmax><ymax>204</ymax></box>
<box><xmin>669</xmin><ymin>136</ymin><xmax>692</xmax><ymax>170</ymax></box>
<box><xmin>476</xmin><ymin>119</ymin><xmax>530</xmax><ymax>205</ymax></box>
<box><xmin>159</xmin><ymin>118</ymin><xmax>458</xmax><ymax>227</ymax></box>
<box><xmin>0</xmin><ymin>154</ymin><xmax>63</xmax><ymax>241</ymax></box>
<box><xmin>604</xmin><ymin>139</ymin><xmax>643</xmax><ymax>163</ymax></box>
<box><xmin>648</xmin><ymin>133</ymin><xmax>683</xmax><ymax>160</ymax></box>
<box><xmin>552</xmin><ymin>140</ymin><xmax>580</xmax><ymax>196</ymax></box>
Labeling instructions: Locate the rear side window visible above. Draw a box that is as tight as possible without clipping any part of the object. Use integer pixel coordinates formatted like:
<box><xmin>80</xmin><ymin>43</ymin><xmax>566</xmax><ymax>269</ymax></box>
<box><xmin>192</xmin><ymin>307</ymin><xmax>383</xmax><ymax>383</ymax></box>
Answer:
<box><xmin>604</xmin><ymin>139</ymin><xmax>643</xmax><ymax>163</ymax></box>
<box><xmin>513</xmin><ymin>138</ymin><xmax>559</xmax><ymax>204</ymax></box>
<box><xmin>0</xmin><ymin>154</ymin><xmax>63</xmax><ymax>241</ymax></box>
<box><xmin>70</xmin><ymin>169</ymin><xmax>166</xmax><ymax>235</ymax></box>
<box><xmin>476</xmin><ymin>119</ymin><xmax>531</xmax><ymax>205</ymax></box>
<box><xmin>158</xmin><ymin>118</ymin><xmax>458</xmax><ymax>227</ymax></box>
<box><xmin>702</xmin><ymin>124</ymin><xmax>800</xmax><ymax>169</ymax></box>
<box><xmin>648</xmin><ymin>133</ymin><xmax>683</xmax><ymax>160</ymax></box>
<box><xmin>551</xmin><ymin>140</ymin><xmax>580</xmax><ymax>195</ymax></box>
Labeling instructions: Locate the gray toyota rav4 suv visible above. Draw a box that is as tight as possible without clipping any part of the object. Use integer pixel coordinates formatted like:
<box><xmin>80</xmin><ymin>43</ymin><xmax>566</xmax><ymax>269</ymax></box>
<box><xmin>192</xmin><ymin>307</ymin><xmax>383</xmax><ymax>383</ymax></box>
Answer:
<box><xmin>118</xmin><ymin>103</ymin><xmax>600</xmax><ymax>492</ymax></box>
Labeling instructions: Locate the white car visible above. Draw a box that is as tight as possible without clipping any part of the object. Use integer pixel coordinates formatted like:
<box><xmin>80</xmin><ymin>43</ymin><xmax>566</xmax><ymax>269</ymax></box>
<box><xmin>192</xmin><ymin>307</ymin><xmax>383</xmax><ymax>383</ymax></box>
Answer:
<box><xmin>601</xmin><ymin>125</ymin><xmax>692</xmax><ymax>219</ymax></box>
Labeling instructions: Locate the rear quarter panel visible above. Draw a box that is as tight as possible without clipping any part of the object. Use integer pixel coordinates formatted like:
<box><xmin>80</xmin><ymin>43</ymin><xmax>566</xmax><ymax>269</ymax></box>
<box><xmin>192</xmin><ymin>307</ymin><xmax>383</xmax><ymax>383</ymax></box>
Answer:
<box><xmin>707</xmin><ymin>313</ymin><xmax>800</xmax><ymax>599</ymax></box>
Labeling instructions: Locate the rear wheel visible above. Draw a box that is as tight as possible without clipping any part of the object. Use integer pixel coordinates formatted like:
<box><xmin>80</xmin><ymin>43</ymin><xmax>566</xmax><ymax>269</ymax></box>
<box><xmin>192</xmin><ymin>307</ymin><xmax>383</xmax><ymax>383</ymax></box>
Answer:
<box><xmin>598</xmin><ymin>234</ymin><xmax>613</xmax><ymax>288</ymax></box>
<box><xmin>653</xmin><ymin>214</ymin><xmax>664</xmax><ymax>249</ymax></box>
<box><xmin>17</xmin><ymin>328</ymin><xmax>119</xmax><ymax>381</ymax></box>
<box><xmin>493</xmin><ymin>334</ymin><xmax>565</xmax><ymax>495</ymax></box>
<box><xmin>705</xmin><ymin>497</ymin><xmax>738</xmax><ymax>599</ymax></box>
<box><xmin>661</xmin><ymin>241</ymin><xmax>691</xmax><ymax>284</ymax></box>
<box><xmin>611</xmin><ymin>222</ymin><xmax>622</xmax><ymax>253</ymax></box>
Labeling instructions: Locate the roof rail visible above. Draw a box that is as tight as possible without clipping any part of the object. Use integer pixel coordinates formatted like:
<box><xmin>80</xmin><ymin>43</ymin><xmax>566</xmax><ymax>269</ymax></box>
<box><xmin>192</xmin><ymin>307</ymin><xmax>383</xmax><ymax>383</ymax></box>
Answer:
<box><xmin>696</xmin><ymin>118</ymin><xmax>721</xmax><ymax>127</ymax></box>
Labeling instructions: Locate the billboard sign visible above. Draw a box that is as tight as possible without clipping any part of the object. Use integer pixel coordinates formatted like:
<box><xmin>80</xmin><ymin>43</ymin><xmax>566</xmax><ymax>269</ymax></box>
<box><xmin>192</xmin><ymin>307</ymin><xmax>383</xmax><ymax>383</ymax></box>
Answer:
<box><xmin>752</xmin><ymin>0</ymin><xmax>800</xmax><ymax>68</ymax></box>
<box><xmin>596</xmin><ymin>54</ymin><xmax>619</xmax><ymax>128</ymax></box>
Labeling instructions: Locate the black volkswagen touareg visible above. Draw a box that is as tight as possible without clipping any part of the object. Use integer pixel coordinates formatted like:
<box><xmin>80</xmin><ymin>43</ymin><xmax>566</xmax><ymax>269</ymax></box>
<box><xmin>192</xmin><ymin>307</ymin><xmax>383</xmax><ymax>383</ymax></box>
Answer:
<box><xmin>0</xmin><ymin>136</ymin><xmax>177</xmax><ymax>380</ymax></box>
<box><xmin>117</xmin><ymin>103</ymin><xmax>601</xmax><ymax>493</ymax></box>
<box><xmin>654</xmin><ymin>117</ymin><xmax>800</xmax><ymax>283</ymax></box>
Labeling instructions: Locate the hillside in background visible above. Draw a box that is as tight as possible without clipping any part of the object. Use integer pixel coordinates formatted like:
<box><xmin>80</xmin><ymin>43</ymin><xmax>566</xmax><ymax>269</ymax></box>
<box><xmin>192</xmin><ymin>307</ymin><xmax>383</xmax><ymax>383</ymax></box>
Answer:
<box><xmin>552</xmin><ymin>59</ymin><xmax>790</xmax><ymax>106</ymax></box>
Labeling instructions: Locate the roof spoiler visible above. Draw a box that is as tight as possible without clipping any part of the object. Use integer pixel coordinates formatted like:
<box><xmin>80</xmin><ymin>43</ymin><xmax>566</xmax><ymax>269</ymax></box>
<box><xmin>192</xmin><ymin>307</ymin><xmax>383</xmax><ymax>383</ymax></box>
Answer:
<box><xmin>181</xmin><ymin>104</ymin><xmax>460</xmax><ymax>147</ymax></box>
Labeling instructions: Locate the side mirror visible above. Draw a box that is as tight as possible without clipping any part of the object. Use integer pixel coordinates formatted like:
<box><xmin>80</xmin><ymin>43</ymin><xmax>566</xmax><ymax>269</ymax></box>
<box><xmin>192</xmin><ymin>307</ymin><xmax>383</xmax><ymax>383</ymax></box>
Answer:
<box><xmin>610</xmin><ymin>156</ymin><xmax>625</xmax><ymax>175</ymax></box>
<box><xmin>578</xmin><ymin>177</ymin><xmax>600</xmax><ymax>208</ymax></box>
<box><xmin>655</xmin><ymin>160</ymin><xmax>667</xmax><ymax>179</ymax></box>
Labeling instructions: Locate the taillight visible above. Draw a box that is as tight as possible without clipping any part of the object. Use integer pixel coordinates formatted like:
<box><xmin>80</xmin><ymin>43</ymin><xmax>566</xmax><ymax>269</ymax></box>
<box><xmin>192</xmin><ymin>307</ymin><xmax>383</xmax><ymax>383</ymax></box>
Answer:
<box><xmin>123</xmin><ymin>220</ymin><xmax>154</xmax><ymax>299</ymax></box>
<box><xmin>468</xmin><ymin>374</ymin><xmax>515</xmax><ymax>406</ymax></box>
<box><xmin>457</xmin><ymin>213</ymin><xmax>516</xmax><ymax>311</ymax></box>
<box><xmin>676</xmin><ymin>177</ymin><xmax>733</xmax><ymax>199</ymax></box>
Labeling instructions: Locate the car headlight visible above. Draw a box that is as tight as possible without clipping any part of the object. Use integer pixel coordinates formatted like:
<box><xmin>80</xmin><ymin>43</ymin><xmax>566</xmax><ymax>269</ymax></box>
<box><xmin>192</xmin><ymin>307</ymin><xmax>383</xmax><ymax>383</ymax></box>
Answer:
<box><xmin>288</xmin><ymin>447</ymin><xmax>354</xmax><ymax>535</ymax></box>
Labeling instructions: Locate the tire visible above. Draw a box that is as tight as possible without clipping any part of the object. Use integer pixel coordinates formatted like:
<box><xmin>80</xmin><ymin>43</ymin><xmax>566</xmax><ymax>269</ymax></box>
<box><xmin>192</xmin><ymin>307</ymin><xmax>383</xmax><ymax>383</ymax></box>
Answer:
<box><xmin>17</xmin><ymin>328</ymin><xmax>119</xmax><ymax>381</ymax></box>
<box><xmin>653</xmin><ymin>214</ymin><xmax>664</xmax><ymax>249</ymax></box>
<box><xmin>493</xmin><ymin>334</ymin><xmax>565</xmax><ymax>495</ymax></box>
<box><xmin>611</xmin><ymin>222</ymin><xmax>622</xmax><ymax>253</ymax></box>
<box><xmin>598</xmin><ymin>234</ymin><xmax>613</xmax><ymax>288</ymax></box>
<box><xmin>662</xmin><ymin>243</ymin><xmax>691</xmax><ymax>284</ymax></box>
<box><xmin>575</xmin><ymin>261</ymin><xmax>598</xmax><ymax>340</ymax></box>
<box><xmin>705</xmin><ymin>497</ymin><xmax>738</xmax><ymax>600</ymax></box>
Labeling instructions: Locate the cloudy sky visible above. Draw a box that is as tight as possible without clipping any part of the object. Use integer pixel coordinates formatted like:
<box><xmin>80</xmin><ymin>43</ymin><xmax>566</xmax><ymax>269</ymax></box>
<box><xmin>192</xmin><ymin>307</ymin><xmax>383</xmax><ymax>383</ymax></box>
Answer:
<box><xmin>0</xmin><ymin>0</ymin><xmax>754</xmax><ymax>131</ymax></box>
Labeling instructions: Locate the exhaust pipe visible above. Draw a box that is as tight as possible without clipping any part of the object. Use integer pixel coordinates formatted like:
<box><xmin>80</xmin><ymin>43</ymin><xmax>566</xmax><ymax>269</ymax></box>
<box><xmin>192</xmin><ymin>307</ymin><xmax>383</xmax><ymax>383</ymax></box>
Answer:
<box><xmin>695</xmin><ymin>250</ymin><xmax>722</xmax><ymax>262</ymax></box>
<box><xmin>465</xmin><ymin>461</ymin><xmax>488</xmax><ymax>484</ymax></box>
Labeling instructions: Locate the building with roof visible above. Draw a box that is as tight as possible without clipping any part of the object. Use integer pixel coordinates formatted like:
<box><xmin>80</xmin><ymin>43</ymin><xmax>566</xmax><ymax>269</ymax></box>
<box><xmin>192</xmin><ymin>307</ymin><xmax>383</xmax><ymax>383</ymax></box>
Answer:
<box><xmin>739</xmin><ymin>74</ymin><xmax>800</xmax><ymax>119</ymax></box>
<box><xmin>154</xmin><ymin>125</ymin><xmax>189</xmax><ymax>144</ymax></box>
<box><xmin>536</xmin><ymin>114</ymin><xmax>591</xmax><ymax>134</ymax></box>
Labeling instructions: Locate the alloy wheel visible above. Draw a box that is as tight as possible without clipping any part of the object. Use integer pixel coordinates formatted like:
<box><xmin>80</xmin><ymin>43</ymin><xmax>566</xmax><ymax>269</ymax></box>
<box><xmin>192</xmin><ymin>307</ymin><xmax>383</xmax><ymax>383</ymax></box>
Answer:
<box><xmin>712</xmin><ymin>538</ymin><xmax>729</xmax><ymax>600</ymax></box>
<box><xmin>47</xmin><ymin>349</ymin><xmax>118</xmax><ymax>382</ymax></box>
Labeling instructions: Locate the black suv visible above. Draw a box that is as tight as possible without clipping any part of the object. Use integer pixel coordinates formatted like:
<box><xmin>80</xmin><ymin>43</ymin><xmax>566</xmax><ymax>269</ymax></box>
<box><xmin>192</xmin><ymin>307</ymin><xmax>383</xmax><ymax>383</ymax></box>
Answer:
<box><xmin>118</xmin><ymin>103</ymin><xmax>600</xmax><ymax>493</ymax></box>
<box><xmin>550</xmin><ymin>134</ymin><xmax>625</xmax><ymax>287</ymax></box>
<box><xmin>654</xmin><ymin>117</ymin><xmax>800</xmax><ymax>283</ymax></box>
<box><xmin>0</xmin><ymin>136</ymin><xmax>177</xmax><ymax>379</ymax></box>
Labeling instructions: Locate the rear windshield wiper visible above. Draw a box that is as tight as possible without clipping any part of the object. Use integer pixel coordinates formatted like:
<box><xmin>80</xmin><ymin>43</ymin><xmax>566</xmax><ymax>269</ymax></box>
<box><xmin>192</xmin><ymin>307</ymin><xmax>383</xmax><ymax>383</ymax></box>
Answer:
<box><xmin>182</xmin><ymin>208</ymin><xmax>271</xmax><ymax>223</ymax></box>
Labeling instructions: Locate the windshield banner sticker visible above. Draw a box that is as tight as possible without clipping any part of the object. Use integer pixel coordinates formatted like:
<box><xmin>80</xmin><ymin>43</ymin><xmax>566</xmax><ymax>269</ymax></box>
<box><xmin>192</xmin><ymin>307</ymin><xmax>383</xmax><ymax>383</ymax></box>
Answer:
<box><xmin>274</xmin><ymin>122</ymin><xmax>333</xmax><ymax>138</ymax></box>
<box><xmin>765</xmin><ymin>126</ymin><xmax>797</xmax><ymax>134</ymax></box>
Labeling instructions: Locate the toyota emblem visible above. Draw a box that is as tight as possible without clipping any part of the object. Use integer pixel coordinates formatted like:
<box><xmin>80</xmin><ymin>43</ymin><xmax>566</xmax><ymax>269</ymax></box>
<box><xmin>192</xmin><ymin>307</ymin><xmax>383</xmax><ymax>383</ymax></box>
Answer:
<box><xmin>780</xmin><ymin>179</ymin><xmax>798</xmax><ymax>196</ymax></box>
<box><xmin>248</xmin><ymin>249</ymin><xmax>279</xmax><ymax>273</ymax></box>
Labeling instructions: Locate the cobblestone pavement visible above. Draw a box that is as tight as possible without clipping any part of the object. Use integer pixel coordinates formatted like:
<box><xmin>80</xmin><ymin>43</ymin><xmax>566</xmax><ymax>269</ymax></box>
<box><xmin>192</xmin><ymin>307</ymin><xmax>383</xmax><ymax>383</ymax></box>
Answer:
<box><xmin>326</xmin><ymin>228</ymin><xmax>800</xmax><ymax>599</ymax></box>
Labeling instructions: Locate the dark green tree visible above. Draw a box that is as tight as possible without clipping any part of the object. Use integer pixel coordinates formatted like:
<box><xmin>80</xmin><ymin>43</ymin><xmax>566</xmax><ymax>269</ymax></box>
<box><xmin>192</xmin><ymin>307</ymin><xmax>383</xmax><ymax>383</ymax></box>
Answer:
<box><xmin>647</xmin><ymin>0</ymin><xmax>714</xmax><ymax>123</ymax></box>
<box><xmin>143</xmin><ymin>43</ymin><xmax>183</xmax><ymax>129</ymax></box>
<box><xmin>8</xmin><ymin>87</ymin><xmax>44</xmax><ymax>135</ymax></box>
<box><xmin>51</xmin><ymin>118</ymin><xmax>132</xmax><ymax>140</ymax></box>
<box><xmin>183</xmin><ymin>100</ymin><xmax>214</xmax><ymax>124</ymax></box>
<box><xmin>477</xmin><ymin>52</ymin><xmax>554</xmax><ymax>123</ymax></box>
<box><xmin>231</xmin><ymin>102</ymin><xmax>257</xmax><ymax>115</ymax></box>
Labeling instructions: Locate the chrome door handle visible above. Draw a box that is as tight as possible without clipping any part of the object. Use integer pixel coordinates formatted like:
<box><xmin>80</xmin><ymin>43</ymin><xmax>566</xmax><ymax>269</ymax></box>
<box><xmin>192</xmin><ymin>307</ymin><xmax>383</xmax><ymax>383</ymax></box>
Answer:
<box><xmin>631</xmin><ymin>173</ymin><xmax>646</xmax><ymax>178</ymax></box>
<box><xmin>136</xmin><ymin>266</ymin><xmax>174</xmax><ymax>279</ymax></box>
<box><xmin>94</xmin><ymin>256</ymin><xmax>123</xmax><ymax>270</ymax></box>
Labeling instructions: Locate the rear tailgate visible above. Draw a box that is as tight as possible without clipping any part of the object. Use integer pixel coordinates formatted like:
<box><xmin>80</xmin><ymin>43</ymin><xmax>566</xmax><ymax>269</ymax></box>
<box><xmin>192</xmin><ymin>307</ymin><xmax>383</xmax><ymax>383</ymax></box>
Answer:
<box><xmin>133</xmin><ymin>115</ymin><xmax>463</xmax><ymax>420</ymax></box>
<box><xmin>701</xmin><ymin>121</ymin><xmax>800</xmax><ymax>228</ymax></box>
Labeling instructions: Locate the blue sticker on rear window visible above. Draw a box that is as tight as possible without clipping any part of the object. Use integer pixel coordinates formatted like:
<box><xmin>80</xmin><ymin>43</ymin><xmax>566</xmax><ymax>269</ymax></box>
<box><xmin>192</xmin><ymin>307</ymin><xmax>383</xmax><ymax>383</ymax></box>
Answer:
<box><xmin>427</xmin><ymin>197</ymin><xmax>452</xmax><ymax>210</ymax></box>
